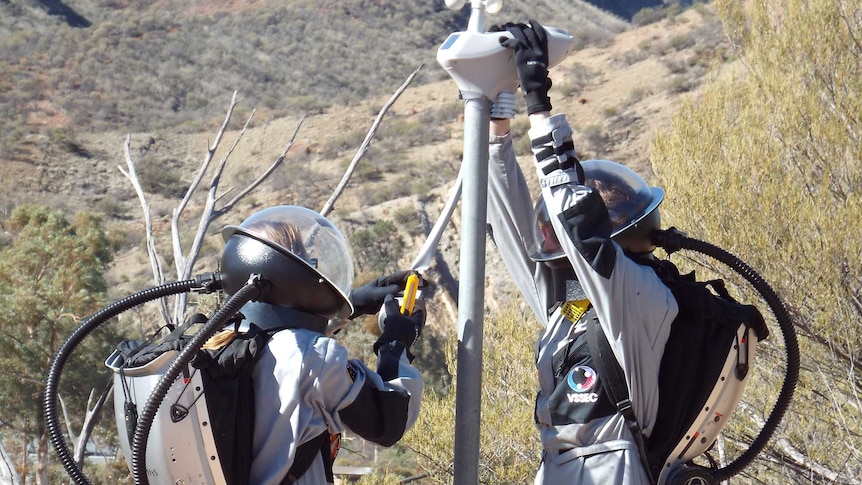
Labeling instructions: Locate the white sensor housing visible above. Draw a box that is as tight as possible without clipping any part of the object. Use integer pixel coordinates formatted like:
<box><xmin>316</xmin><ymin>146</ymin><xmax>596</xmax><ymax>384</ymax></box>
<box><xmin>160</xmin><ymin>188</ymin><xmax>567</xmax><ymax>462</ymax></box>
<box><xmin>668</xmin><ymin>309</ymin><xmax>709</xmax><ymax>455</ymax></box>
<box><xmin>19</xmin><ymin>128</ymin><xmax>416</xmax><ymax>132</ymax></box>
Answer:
<box><xmin>437</xmin><ymin>26</ymin><xmax>575</xmax><ymax>99</ymax></box>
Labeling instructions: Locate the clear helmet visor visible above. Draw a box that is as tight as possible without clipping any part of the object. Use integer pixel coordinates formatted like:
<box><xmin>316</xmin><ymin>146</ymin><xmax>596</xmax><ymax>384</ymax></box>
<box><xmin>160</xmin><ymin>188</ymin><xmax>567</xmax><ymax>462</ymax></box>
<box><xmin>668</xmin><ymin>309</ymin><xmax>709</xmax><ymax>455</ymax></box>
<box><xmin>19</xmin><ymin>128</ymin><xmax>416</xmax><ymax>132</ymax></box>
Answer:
<box><xmin>527</xmin><ymin>196</ymin><xmax>565</xmax><ymax>262</ymax></box>
<box><xmin>527</xmin><ymin>160</ymin><xmax>664</xmax><ymax>263</ymax></box>
<box><xmin>581</xmin><ymin>160</ymin><xmax>664</xmax><ymax>238</ymax></box>
<box><xmin>221</xmin><ymin>205</ymin><xmax>354</xmax><ymax>317</ymax></box>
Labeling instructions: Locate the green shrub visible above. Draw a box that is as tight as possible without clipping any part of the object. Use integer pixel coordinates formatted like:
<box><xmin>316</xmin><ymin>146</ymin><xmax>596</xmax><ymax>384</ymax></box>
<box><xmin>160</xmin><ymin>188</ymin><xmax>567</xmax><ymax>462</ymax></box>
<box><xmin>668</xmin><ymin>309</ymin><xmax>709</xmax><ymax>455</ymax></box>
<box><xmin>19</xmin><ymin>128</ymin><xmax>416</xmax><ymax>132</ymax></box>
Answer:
<box><xmin>349</xmin><ymin>219</ymin><xmax>405</xmax><ymax>274</ymax></box>
<box><xmin>404</xmin><ymin>305</ymin><xmax>541</xmax><ymax>483</ymax></box>
<box><xmin>135</xmin><ymin>157</ymin><xmax>188</xmax><ymax>198</ymax></box>
<box><xmin>651</xmin><ymin>0</ymin><xmax>862</xmax><ymax>479</ymax></box>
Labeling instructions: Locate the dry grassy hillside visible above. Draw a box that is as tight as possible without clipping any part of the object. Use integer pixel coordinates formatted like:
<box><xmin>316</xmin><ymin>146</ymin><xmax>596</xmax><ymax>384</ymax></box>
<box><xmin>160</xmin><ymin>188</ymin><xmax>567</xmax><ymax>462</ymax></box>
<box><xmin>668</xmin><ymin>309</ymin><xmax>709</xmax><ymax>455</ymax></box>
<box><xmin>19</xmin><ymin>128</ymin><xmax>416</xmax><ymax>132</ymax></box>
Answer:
<box><xmin>3</xmin><ymin>6</ymin><xmax>729</xmax><ymax>331</ymax></box>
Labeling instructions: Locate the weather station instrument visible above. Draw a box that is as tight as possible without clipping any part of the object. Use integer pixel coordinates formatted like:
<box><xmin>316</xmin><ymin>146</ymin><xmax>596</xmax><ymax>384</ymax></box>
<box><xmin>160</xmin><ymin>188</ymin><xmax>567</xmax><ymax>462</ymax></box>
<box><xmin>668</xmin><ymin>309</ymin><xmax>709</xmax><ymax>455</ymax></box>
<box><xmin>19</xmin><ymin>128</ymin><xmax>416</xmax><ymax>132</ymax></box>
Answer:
<box><xmin>437</xmin><ymin>0</ymin><xmax>575</xmax><ymax>100</ymax></box>
<box><xmin>434</xmin><ymin>2</ymin><xmax>575</xmax><ymax>484</ymax></box>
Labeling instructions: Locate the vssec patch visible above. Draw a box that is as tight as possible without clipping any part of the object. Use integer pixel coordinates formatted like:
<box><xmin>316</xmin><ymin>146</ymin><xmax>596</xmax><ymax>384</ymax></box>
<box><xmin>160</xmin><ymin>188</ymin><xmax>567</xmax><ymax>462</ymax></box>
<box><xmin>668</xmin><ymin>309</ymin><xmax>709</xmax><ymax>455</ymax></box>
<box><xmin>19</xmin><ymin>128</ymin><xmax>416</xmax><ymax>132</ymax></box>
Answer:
<box><xmin>566</xmin><ymin>366</ymin><xmax>599</xmax><ymax>403</ymax></box>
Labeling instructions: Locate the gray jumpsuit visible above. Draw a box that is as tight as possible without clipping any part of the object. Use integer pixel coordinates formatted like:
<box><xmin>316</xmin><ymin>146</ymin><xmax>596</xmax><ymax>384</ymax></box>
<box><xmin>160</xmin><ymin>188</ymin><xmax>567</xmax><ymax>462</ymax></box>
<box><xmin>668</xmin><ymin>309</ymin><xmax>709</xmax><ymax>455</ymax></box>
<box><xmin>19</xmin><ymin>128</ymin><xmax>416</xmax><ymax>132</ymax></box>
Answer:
<box><xmin>486</xmin><ymin>113</ymin><xmax>678</xmax><ymax>484</ymax></box>
<box><xmin>246</xmin><ymin>302</ymin><xmax>423</xmax><ymax>485</ymax></box>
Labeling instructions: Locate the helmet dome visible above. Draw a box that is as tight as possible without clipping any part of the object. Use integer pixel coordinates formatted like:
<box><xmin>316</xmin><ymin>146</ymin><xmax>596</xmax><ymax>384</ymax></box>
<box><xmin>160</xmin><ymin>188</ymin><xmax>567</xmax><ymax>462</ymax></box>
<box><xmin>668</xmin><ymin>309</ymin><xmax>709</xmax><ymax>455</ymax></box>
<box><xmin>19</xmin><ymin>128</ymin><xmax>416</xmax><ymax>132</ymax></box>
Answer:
<box><xmin>220</xmin><ymin>205</ymin><xmax>354</xmax><ymax>318</ymax></box>
<box><xmin>527</xmin><ymin>195</ymin><xmax>564</xmax><ymax>263</ymax></box>
<box><xmin>527</xmin><ymin>160</ymin><xmax>664</xmax><ymax>262</ymax></box>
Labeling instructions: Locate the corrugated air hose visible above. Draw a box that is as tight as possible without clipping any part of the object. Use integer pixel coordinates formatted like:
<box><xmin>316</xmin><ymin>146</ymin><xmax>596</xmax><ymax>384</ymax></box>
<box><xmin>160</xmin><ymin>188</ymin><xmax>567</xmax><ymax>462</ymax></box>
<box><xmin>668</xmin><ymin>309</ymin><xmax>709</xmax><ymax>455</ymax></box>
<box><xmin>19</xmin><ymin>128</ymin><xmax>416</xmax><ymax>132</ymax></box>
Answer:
<box><xmin>653</xmin><ymin>228</ymin><xmax>800</xmax><ymax>483</ymax></box>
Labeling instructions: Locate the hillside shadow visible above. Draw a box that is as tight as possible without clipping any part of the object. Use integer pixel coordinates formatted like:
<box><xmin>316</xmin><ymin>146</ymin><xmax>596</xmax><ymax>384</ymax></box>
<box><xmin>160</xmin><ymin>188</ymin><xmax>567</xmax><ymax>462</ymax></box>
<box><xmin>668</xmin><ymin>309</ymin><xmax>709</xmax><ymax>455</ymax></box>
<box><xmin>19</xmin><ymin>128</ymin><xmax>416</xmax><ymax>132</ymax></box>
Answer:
<box><xmin>584</xmin><ymin>0</ymin><xmax>662</xmax><ymax>21</ymax></box>
<box><xmin>35</xmin><ymin>0</ymin><xmax>90</xmax><ymax>28</ymax></box>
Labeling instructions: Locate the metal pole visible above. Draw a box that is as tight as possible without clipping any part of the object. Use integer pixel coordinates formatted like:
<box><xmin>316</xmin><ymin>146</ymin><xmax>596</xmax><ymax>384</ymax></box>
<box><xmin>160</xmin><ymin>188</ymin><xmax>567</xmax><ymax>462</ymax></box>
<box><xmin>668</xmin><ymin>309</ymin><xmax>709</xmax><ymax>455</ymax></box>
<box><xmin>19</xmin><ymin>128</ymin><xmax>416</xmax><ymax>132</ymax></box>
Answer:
<box><xmin>452</xmin><ymin>95</ymin><xmax>489</xmax><ymax>484</ymax></box>
<box><xmin>435</xmin><ymin>4</ymin><xmax>573</xmax><ymax>481</ymax></box>
<box><xmin>434</xmin><ymin>2</ymin><xmax>496</xmax><ymax>482</ymax></box>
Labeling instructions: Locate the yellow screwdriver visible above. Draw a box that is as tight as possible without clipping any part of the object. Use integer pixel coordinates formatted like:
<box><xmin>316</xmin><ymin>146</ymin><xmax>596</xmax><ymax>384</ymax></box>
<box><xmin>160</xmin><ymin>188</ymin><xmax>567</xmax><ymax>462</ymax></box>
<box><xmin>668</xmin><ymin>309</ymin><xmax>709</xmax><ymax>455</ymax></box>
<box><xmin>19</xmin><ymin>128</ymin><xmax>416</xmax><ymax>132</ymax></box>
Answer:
<box><xmin>399</xmin><ymin>272</ymin><xmax>420</xmax><ymax>316</ymax></box>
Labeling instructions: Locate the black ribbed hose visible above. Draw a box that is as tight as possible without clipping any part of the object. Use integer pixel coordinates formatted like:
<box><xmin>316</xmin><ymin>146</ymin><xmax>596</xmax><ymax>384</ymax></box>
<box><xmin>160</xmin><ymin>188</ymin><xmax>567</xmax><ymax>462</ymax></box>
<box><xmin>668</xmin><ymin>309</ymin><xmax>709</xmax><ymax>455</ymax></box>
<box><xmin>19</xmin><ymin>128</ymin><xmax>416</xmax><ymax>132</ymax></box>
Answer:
<box><xmin>43</xmin><ymin>279</ymin><xmax>199</xmax><ymax>485</ymax></box>
<box><xmin>653</xmin><ymin>229</ymin><xmax>800</xmax><ymax>482</ymax></box>
<box><xmin>129</xmin><ymin>276</ymin><xmax>266</xmax><ymax>485</ymax></box>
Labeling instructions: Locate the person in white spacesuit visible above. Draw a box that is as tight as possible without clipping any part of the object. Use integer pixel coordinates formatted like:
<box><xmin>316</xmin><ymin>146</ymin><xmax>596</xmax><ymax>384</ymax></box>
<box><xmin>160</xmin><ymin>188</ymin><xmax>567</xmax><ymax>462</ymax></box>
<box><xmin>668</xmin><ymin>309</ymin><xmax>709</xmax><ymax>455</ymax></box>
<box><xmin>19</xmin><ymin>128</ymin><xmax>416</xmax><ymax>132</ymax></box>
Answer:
<box><xmin>219</xmin><ymin>205</ymin><xmax>427</xmax><ymax>484</ymax></box>
<box><xmin>108</xmin><ymin>204</ymin><xmax>426</xmax><ymax>485</ymax></box>
<box><xmin>486</xmin><ymin>20</ymin><xmax>678</xmax><ymax>484</ymax></box>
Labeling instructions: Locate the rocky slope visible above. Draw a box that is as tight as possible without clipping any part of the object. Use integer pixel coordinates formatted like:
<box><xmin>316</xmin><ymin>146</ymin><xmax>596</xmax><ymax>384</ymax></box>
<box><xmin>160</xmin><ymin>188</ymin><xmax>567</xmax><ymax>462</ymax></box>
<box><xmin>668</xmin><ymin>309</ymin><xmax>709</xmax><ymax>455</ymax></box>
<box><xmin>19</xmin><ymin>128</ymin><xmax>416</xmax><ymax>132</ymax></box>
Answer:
<box><xmin>3</xmin><ymin>6</ymin><xmax>729</xmax><ymax>332</ymax></box>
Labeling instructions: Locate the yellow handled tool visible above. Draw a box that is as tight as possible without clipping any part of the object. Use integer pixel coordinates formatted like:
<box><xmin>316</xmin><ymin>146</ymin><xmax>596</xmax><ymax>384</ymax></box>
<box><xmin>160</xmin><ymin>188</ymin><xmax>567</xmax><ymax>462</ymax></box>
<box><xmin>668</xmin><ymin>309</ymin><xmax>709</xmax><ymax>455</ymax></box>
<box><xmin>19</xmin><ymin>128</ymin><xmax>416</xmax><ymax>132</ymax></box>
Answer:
<box><xmin>400</xmin><ymin>273</ymin><xmax>420</xmax><ymax>315</ymax></box>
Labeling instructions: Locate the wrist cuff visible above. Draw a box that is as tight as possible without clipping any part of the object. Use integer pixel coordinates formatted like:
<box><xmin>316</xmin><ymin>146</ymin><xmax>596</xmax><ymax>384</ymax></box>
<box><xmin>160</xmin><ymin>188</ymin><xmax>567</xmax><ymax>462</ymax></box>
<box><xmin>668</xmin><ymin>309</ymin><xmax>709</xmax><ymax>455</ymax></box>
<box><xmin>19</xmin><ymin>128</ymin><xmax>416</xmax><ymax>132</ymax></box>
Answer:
<box><xmin>540</xmin><ymin>170</ymin><xmax>583</xmax><ymax>188</ymax></box>
<box><xmin>524</xmin><ymin>91</ymin><xmax>552</xmax><ymax>115</ymax></box>
<box><xmin>376</xmin><ymin>340</ymin><xmax>409</xmax><ymax>379</ymax></box>
<box><xmin>531</xmin><ymin>120</ymin><xmax>579</xmax><ymax>179</ymax></box>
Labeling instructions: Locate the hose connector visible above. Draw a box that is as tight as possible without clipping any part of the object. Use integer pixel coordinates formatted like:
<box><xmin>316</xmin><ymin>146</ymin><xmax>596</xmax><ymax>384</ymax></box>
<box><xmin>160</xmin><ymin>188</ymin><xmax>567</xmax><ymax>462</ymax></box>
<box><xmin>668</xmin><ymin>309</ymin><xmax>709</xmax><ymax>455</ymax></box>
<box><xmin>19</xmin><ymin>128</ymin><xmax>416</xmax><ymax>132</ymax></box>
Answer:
<box><xmin>651</xmin><ymin>227</ymin><xmax>688</xmax><ymax>255</ymax></box>
<box><xmin>192</xmin><ymin>272</ymin><xmax>224</xmax><ymax>293</ymax></box>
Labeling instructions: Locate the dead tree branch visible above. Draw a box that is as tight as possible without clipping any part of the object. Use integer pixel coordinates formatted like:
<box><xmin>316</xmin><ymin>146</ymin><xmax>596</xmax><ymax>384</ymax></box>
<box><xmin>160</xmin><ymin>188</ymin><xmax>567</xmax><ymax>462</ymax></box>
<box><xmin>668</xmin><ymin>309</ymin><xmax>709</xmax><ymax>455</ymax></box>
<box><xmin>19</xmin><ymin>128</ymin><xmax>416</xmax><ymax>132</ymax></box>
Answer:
<box><xmin>170</xmin><ymin>90</ymin><xmax>242</xmax><ymax>281</ymax></box>
<box><xmin>0</xmin><ymin>439</ymin><xmax>20</xmax><ymax>485</ymax></box>
<box><xmin>211</xmin><ymin>117</ymin><xmax>303</xmax><ymax>219</ymax></box>
<box><xmin>172</xmin><ymin>112</ymin><xmax>304</xmax><ymax>317</ymax></box>
<box><xmin>738</xmin><ymin>401</ymin><xmax>860</xmax><ymax>483</ymax></box>
<box><xmin>320</xmin><ymin>63</ymin><xmax>424</xmax><ymax>216</ymax></box>
<box><xmin>72</xmin><ymin>382</ymin><xmax>112</xmax><ymax>470</ymax></box>
<box><xmin>120</xmin><ymin>90</ymin><xmax>304</xmax><ymax>327</ymax></box>
<box><xmin>120</xmin><ymin>136</ymin><xmax>170</xmax><ymax>323</ymax></box>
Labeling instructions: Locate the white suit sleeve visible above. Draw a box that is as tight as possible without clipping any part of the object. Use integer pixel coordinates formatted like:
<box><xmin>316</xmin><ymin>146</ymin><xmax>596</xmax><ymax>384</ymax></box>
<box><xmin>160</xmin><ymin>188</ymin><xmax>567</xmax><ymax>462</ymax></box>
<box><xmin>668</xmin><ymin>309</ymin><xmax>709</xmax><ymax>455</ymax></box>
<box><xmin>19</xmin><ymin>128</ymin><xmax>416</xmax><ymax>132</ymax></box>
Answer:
<box><xmin>486</xmin><ymin>131</ymin><xmax>554</xmax><ymax>323</ymax></box>
<box><xmin>529</xmin><ymin>114</ymin><xmax>678</xmax><ymax>434</ymax></box>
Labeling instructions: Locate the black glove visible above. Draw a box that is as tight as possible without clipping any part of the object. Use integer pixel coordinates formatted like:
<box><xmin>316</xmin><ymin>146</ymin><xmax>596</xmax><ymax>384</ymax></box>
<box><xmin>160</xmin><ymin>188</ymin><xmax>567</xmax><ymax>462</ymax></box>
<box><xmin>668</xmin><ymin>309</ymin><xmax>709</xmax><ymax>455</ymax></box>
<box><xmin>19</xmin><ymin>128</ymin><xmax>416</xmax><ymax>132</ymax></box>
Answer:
<box><xmin>501</xmin><ymin>19</ymin><xmax>552</xmax><ymax>115</ymax></box>
<box><xmin>348</xmin><ymin>270</ymin><xmax>413</xmax><ymax>319</ymax></box>
<box><xmin>373</xmin><ymin>295</ymin><xmax>426</xmax><ymax>355</ymax></box>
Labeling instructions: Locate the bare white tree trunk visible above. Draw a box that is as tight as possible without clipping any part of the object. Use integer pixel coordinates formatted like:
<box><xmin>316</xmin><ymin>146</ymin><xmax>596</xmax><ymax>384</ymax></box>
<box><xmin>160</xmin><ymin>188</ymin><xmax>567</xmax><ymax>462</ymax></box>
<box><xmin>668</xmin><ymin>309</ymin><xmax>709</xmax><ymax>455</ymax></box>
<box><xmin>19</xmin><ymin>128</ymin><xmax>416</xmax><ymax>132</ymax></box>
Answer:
<box><xmin>62</xmin><ymin>386</ymin><xmax>111</xmax><ymax>470</ymax></box>
<box><xmin>120</xmin><ymin>136</ymin><xmax>170</xmax><ymax>323</ymax></box>
<box><xmin>120</xmin><ymin>90</ymin><xmax>303</xmax><ymax>328</ymax></box>
<box><xmin>0</xmin><ymin>438</ymin><xmax>21</xmax><ymax>485</ymax></box>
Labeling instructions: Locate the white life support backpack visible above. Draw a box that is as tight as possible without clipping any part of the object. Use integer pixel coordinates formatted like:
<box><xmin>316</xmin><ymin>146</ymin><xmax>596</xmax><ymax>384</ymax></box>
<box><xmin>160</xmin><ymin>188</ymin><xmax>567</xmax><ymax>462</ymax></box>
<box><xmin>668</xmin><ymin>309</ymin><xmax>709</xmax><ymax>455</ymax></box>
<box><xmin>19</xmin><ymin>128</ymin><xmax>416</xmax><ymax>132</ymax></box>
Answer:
<box><xmin>105</xmin><ymin>315</ymin><xmax>329</xmax><ymax>485</ymax></box>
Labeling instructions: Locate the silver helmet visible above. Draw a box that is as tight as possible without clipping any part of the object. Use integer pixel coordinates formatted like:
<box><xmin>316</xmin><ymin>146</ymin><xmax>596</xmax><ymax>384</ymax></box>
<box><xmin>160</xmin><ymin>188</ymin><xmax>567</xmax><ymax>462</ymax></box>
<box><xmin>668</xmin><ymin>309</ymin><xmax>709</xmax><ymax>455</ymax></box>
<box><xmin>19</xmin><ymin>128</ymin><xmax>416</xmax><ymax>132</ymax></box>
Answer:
<box><xmin>220</xmin><ymin>205</ymin><xmax>354</xmax><ymax>319</ymax></box>
<box><xmin>527</xmin><ymin>159</ymin><xmax>664</xmax><ymax>262</ymax></box>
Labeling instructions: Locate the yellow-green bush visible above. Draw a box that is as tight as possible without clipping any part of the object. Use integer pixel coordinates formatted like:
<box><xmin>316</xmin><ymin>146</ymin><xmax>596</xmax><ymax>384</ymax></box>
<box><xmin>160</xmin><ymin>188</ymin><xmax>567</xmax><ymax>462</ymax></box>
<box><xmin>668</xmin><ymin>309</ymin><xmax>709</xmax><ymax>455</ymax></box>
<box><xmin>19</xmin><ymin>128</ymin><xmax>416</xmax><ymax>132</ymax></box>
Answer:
<box><xmin>651</xmin><ymin>0</ymin><xmax>862</xmax><ymax>481</ymax></box>
<box><xmin>403</xmin><ymin>306</ymin><xmax>542</xmax><ymax>484</ymax></box>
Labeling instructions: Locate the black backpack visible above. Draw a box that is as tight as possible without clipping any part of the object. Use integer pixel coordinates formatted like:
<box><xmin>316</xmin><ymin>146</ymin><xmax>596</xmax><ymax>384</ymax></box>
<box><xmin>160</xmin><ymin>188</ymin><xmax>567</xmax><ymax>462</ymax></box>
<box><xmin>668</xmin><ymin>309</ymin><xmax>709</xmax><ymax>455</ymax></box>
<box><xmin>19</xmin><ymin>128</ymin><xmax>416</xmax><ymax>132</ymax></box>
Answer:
<box><xmin>587</xmin><ymin>261</ymin><xmax>769</xmax><ymax>483</ymax></box>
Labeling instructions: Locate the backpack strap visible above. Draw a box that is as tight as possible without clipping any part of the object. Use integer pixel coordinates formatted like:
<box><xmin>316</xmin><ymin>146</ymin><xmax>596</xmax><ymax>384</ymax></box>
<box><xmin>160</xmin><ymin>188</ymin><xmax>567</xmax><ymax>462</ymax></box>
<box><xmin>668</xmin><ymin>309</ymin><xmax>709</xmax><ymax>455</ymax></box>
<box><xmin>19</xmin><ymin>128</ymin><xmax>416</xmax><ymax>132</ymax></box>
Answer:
<box><xmin>586</xmin><ymin>320</ymin><xmax>656</xmax><ymax>484</ymax></box>
<box><xmin>280</xmin><ymin>431</ymin><xmax>336</xmax><ymax>484</ymax></box>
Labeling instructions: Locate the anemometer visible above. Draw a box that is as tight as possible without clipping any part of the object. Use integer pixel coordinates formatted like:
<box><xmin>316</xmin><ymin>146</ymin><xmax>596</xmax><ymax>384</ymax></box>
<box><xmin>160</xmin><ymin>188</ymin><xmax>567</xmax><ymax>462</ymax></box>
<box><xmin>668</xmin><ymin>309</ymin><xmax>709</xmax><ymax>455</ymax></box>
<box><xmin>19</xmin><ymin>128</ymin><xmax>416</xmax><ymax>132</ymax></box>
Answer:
<box><xmin>437</xmin><ymin>0</ymin><xmax>576</xmax><ymax>99</ymax></box>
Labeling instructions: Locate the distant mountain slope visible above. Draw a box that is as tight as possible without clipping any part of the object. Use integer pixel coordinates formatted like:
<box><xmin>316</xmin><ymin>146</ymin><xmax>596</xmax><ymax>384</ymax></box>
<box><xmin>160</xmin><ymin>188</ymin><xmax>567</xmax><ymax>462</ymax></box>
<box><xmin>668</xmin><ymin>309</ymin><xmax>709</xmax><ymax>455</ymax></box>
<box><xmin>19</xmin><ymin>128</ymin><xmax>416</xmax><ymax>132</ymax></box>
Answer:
<box><xmin>0</xmin><ymin>0</ymin><xmax>628</xmax><ymax>152</ymax></box>
<box><xmin>584</xmin><ymin>0</ymin><xmax>662</xmax><ymax>21</ymax></box>
<box><xmin>0</xmin><ymin>0</ymin><xmax>727</xmax><ymax>311</ymax></box>
<box><xmin>0</xmin><ymin>3</ymin><xmax>723</xmax><ymax>218</ymax></box>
